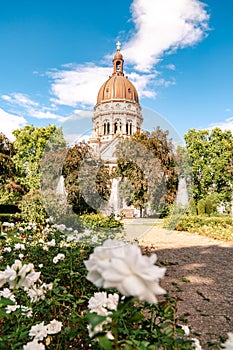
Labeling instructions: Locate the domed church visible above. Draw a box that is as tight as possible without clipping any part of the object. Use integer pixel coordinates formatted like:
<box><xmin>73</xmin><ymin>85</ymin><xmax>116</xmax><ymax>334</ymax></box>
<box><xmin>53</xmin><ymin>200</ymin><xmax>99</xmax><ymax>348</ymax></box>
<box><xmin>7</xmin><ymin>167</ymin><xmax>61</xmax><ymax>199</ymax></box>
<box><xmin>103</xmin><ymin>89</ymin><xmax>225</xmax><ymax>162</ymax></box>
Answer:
<box><xmin>89</xmin><ymin>42</ymin><xmax>144</xmax><ymax>217</ymax></box>
<box><xmin>89</xmin><ymin>42</ymin><xmax>143</xmax><ymax>164</ymax></box>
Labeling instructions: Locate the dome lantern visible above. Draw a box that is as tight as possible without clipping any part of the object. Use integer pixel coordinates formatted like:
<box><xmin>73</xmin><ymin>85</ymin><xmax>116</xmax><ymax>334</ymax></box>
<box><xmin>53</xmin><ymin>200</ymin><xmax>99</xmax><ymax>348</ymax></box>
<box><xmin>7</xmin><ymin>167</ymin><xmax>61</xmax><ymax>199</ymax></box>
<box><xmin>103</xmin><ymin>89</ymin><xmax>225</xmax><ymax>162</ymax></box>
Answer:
<box><xmin>95</xmin><ymin>42</ymin><xmax>139</xmax><ymax>107</ymax></box>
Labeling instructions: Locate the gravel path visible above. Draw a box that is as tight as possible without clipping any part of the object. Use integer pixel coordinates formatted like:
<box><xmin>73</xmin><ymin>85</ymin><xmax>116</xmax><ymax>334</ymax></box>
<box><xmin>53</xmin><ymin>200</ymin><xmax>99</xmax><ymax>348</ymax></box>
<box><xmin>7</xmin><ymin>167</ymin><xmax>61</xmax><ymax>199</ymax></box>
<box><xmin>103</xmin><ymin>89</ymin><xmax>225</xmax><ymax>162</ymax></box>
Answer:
<box><xmin>124</xmin><ymin>220</ymin><xmax>233</xmax><ymax>349</ymax></box>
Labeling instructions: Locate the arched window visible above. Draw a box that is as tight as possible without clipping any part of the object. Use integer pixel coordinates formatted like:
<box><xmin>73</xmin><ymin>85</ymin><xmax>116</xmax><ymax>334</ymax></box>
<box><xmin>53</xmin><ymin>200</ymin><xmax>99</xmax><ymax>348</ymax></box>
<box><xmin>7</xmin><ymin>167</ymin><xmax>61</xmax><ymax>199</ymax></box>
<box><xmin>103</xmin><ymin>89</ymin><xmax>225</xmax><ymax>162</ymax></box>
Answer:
<box><xmin>126</xmin><ymin>120</ymin><xmax>133</xmax><ymax>135</ymax></box>
<box><xmin>116</xmin><ymin>61</ymin><xmax>121</xmax><ymax>72</ymax></box>
<box><xmin>104</xmin><ymin>120</ymin><xmax>110</xmax><ymax>135</ymax></box>
<box><xmin>129</xmin><ymin>122</ymin><xmax>132</xmax><ymax>135</ymax></box>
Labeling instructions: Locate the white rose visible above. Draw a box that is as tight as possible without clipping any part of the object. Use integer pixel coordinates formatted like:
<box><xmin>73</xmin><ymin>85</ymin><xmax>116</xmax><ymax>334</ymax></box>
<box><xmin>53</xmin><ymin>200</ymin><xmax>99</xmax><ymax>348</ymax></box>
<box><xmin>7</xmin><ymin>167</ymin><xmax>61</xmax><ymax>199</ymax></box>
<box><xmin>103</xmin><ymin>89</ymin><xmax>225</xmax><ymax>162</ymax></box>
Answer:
<box><xmin>29</xmin><ymin>321</ymin><xmax>48</xmax><ymax>341</ymax></box>
<box><xmin>222</xmin><ymin>333</ymin><xmax>233</xmax><ymax>350</ymax></box>
<box><xmin>47</xmin><ymin>319</ymin><xmax>63</xmax><ymax>334</ymax></box>
<box><xmin>23</xmin><ymin>339</ymin><xmax>45</xmax><ymax>350</ymax></box>
<box><xmin>85</xmin><ymin>239</ymin><xmax>166</xmax><ymax>304</ymax></box>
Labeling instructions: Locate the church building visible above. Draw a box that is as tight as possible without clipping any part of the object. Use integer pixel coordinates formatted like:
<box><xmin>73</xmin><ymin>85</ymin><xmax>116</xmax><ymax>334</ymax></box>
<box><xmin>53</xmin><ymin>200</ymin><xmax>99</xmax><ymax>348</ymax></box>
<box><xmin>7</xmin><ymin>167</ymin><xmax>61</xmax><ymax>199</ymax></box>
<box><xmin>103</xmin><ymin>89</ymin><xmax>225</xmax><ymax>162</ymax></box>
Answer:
<box><xmin>89</xmin><ymin>42</ymin><xmax>144</xmax><ymax>217</ymax></box>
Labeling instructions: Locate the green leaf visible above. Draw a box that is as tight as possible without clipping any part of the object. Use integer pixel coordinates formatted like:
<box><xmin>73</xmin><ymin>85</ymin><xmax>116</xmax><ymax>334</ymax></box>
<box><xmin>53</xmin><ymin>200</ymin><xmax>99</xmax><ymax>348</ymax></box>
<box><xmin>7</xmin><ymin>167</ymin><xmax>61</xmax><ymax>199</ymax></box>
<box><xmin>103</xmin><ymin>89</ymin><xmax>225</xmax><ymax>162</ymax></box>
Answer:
<box><xmin>98</xmin><ymin>336</ymin><xmax>113</xmax><ymax>350</ymax></box>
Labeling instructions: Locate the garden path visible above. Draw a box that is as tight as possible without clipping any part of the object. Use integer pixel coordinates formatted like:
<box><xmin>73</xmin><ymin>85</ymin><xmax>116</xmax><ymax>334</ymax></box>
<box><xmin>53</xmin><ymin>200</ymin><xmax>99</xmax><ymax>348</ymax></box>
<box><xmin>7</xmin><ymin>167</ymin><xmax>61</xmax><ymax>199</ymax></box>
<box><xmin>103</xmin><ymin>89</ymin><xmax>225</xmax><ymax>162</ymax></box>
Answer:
<box><xmin>123</xmin><ymin>219</ymin><xmax>233</xmax><ymax>349</ymax></box>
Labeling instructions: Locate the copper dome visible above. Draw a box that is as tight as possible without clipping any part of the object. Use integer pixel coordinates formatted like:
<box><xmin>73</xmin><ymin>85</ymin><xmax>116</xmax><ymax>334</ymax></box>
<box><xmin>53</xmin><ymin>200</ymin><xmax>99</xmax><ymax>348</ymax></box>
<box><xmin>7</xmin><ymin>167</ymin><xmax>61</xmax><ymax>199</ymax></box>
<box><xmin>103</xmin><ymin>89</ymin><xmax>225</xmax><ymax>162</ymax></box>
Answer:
<box><xmin>96</xmin><ymin>45</ymin><xmax>139</xmax><ymax>106</ymax></box>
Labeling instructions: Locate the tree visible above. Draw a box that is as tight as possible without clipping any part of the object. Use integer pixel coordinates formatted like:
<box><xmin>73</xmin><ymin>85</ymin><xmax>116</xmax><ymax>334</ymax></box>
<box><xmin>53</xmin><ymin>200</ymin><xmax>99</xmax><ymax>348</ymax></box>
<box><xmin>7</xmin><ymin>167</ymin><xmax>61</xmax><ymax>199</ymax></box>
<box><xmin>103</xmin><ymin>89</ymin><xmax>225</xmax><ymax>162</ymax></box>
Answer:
<box><xmin>12</xmin><ymin>125</ymin><xmax>66</xmax><ymax>192</ymax></box>
<box><xmin>115</xmin><ymin>127</ymin><xmax>178</xmax><ymax>216</ymax></box>
<box><xmin>62</xmin><ymin>142</ymin><xmax>111</xmax><ymax>214</ymax></box>
<box><xmin>0</xmin><ymin>133</ymin><xmax>24</xmax><ymax>204</ymax></box>
<box><xmin>184</xmin><ymin>128</ymin><xmax>233</xmax><ymax>208</ymax></box>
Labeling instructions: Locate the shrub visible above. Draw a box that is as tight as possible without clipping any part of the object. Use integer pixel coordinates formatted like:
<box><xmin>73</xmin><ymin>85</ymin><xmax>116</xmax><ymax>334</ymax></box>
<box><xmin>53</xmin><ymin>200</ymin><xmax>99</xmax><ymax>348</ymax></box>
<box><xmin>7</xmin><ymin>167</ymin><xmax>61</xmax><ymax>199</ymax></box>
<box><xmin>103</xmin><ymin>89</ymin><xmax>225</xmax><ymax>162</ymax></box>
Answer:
<box><xmin>80</xmin><ymin>212</ymin><xmax>123</xmax><ymax>230</ymax></box>
<box><xmin>164</xmin><ymin>214</ymin><xmax>233</xmax><ymax>241</ymax></box>
<box><xmin>188</xmin><ymin>197</ymin><xmax>197</xmax><ymax>215</ymax></box>
<box><xmin>17</xmin><ymin>190</ymin><xmax>47</xmax><ymax>224</ymax></box>
<box><xmin>205</xmin><ymin>196</ymin><xmax>214</xmax><ymax>216</ymax></box>
<box><xmin>197</xmin><ymin>198</ymin><xmax>205</xmax><ymax>215</ymax></box>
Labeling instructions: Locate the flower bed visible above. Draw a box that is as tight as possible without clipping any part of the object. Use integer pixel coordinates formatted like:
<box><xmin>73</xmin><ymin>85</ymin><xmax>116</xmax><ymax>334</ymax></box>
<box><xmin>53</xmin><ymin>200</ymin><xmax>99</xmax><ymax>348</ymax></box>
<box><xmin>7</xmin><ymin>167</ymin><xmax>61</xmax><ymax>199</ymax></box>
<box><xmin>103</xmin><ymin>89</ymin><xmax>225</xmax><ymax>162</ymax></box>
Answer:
<box><xmin>0</xmin><ymin>220</ymin><xmax>232</xmax><ymax>349</ymax></box>
<box><xmin>165</xmin><ymin>215</ymin><xmax>233</xmax><ymax>241</ymax></box>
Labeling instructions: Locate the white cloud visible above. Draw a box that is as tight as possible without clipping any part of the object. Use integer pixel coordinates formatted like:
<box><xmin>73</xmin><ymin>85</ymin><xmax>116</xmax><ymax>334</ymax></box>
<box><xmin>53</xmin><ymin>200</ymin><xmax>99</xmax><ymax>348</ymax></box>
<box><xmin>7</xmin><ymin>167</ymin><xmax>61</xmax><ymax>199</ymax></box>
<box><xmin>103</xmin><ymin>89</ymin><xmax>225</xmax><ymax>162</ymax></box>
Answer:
<box><xmin>128</xmin><ymin>71</ymin><xmax>158</xmax><ymax>98</ymax></box>
<box><xmin>47</xmin><ymin>0</ymin><xmax>209</xmax><ymax>107</ymax></box>
<box><xmin>209</xmin><ymin>117</ymin><xmax>233</xmax><ymax>133</ymax></box>
<box><xmin>225</xmin><ymin>108</ymin><xmax>231</xmax><ymax>113</ymax></box>
<box><xmin>165</xmin><ymin>64</ymin><xmax>176</xmax><ymax>71</ymax></box>
<box><xmin>48</xmin><ymin>64</ymin><xmax>112</xmax><ymax>107</ymax></box>
<box><xmin>1</xmin><ymin>93</ymin><xmax>66</xmax><ymax>122</ymax></box>
<box><xmin>1</xmin><ymin>93</ymin><xmax>39</xmax><ymax>107</ymax></box>
<box><xmin>155</xmin><ymin>78</ymin><xmax>176</xmax><ymax>88</ymax></box>
<box><xmin>0</xmin><ymin>108</ymin><xmax>27</xmax><ymax>140</ymax></box>
<box><xmin>122</xmin><ymin>0</ymin><xmax>209</xmax><ymax>72</ymax></box>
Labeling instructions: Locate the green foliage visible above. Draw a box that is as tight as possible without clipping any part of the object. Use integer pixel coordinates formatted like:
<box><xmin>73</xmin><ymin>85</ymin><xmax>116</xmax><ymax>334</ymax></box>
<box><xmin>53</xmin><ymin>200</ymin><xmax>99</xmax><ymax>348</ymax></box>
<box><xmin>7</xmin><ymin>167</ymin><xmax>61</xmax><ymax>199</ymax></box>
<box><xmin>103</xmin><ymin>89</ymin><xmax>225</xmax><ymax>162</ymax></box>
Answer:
<box><xmin>80</xmin><ymin>212</ymin><xmax>123</xmax><ymax>230</ymax></box>
<box><xmin>17</xmin><ymin>190</ymin><xmax>47</xmax><ymax>224</ymax></box>
<box><xmin>184</xmin><ymin>128</ymin><xmax>233</xmax><ymax>204</ymax></box>
<box><xmin>164</xmin><ymin>214</ymin><xmax>233</xmax><ymax>241</ymax></box>
<box><xmin>115</xmin><ymin>128</ymin><xmax>178</xmax><ymax>216</ymax></box>
<box><xmin>63</xmin><ymin>142</ymin><xmax>111</xmax><ymax>215</ymax></box>
<box><xmin>0</xmin><ymin>133</ymin><xmax>24</xmax><ymax>204</ymax></box>
<box><xmin>197</xmin><ymin>199</ymin><xmax>205</xmax><ymax>215</ymax></box>
<box><xmin>205</xmin><ymin>196</ymin><xmax>214</xmax><ymax>216</ymax></box>
<box><xmin>188</xmin><ymin>198</ymin><xmax>197</xmax><ymax>215</ymax></box>
<box><xmin>0</xmin><ymin>222</ymin><xmax>198</xmax><ymax>349</ymax></box>
<box><xmin>12</xmin><ymin>125</ymin><xmax>66</xmax><ymax>192</ymax></box>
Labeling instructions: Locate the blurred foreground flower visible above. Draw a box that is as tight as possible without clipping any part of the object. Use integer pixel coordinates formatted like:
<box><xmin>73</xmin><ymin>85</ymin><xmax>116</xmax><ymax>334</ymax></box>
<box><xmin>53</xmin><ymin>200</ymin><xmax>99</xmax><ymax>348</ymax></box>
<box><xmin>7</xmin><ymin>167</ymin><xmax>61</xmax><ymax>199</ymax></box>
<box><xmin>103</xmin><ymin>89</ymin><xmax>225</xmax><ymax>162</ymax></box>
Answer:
<box><xmin>84</xmin><ymin>239</ymin><xmax>166</xmax><ymax>304</ymax></box>
<box><xmin>222</xmin><ymin>333</ymin><xmax>233</xmax><ymax>349</ymax></box>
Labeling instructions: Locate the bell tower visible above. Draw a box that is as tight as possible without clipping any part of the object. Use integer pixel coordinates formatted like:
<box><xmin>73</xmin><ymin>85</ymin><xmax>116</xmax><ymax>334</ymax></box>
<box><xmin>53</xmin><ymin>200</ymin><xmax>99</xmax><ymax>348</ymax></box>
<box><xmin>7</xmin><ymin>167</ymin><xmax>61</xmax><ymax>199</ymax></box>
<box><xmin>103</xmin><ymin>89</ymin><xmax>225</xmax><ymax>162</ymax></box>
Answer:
<box><xmin>89</xmin><ymin>42</ymin><xmax>143</xmax><ymax>150</ymax></box>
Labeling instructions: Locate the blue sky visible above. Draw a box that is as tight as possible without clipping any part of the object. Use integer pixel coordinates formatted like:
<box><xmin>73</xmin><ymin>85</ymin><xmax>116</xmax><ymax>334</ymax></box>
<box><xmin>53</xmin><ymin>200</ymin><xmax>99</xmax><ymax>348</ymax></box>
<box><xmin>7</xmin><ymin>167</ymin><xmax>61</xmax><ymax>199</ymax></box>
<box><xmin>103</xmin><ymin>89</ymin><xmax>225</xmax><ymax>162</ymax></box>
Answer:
<box><xmin>0</xmin><ymin>0</ymin><xmax>232</xmax><ymax>142</ymax></box>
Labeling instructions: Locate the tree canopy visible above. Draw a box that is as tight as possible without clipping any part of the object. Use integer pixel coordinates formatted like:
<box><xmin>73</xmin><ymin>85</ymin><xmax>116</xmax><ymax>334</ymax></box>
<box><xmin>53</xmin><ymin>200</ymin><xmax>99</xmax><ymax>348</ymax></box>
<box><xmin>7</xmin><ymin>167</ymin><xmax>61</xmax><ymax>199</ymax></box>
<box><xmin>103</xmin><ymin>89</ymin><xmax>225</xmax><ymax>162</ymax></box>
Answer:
<box><xmin>114</xmin><ymin>127</ymin><xmax>178</xmax><ymax>216</ymax></box>
<box><xmin>184</xmin><ymin>128</ymin><xmax>233</xmax><ymax>205</ymax></box>
<box><xmin>12</xmin><ymin>125</ymin><xmax>66</xmax><ymax>192</ymax></box>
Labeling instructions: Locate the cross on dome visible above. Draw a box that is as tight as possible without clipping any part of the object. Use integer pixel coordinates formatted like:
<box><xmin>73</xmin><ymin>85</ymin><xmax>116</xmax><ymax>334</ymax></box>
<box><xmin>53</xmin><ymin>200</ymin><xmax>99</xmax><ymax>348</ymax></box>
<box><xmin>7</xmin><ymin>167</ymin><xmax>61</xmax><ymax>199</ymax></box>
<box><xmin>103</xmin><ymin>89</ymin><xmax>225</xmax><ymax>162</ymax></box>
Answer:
<box><xmin>116</xmin><ymin>41</ymin><xmax>121</xmax><ymax>51</ymax></box>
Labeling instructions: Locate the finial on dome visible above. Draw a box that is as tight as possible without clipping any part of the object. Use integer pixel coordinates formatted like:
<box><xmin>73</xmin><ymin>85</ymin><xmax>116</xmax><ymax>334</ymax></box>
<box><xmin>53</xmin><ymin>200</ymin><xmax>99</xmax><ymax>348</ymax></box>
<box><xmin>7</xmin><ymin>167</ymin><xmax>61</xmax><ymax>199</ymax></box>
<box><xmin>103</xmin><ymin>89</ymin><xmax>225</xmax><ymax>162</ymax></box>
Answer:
<box><xmin>116</xmin><ymin>41</ymin><xmax>121</xmax><ymax>52</ymax></box>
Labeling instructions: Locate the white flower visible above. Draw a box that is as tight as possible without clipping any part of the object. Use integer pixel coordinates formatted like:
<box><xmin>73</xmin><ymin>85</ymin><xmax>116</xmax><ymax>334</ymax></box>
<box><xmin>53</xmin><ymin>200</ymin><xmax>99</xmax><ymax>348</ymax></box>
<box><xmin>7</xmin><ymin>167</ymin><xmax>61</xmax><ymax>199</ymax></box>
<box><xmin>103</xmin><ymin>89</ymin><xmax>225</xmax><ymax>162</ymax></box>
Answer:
<box><xmin>27</xmin><ymin>286</ymin><xmax>45</xmax><ymax>302</ymax></box>
<box><xmin>23</xmin><ymin>339</ymin><xmax>45</xmax><ymax>350</ymax></box>
<box><xmin>52</xmin><ymin>224</ymin><xmax>66</xmax><ymax>232</ymax></box>
<box><xmin>2</xmin><ymin>222</ymin><xmax>14</xmax><ymax>228</ymax></box>
<box><xmin>222</xmin><ymin>333</ymin><xmax>233</xmax><ymax>349</ymax></box>
<box><xmin>53</xmin><ymin>253</ymin><xmax>65</xmax><ymax>264</ymax></box>
<box><xmin>47</xmin><ymin>319</ymin><xmax>63</xmax><ymax>334</ymax></box>
<box><xmin>6</xmin><ymin>304</ymin><xmax>20</xmax><ymax>313</ymax></box>
<box><xmin>38</xmin><ymin>239</ymin><xmax>44</xmax><ymax>243</ymax></box>
<box><xmin>0</xmin><ymin>288</ymin><xmax>16</xmax><ymax>302</ymax></box>
<box><xmin>18</xmin><ymin>263</ymin><xmax>40</xmax><ymax>289</ymax></box>
<box><xmin>29</xmin><ymin>321</ymin><xmax>48</xmax><ymax>340</ymax></box>
<box><xmin>14</xmin><ymin>243</ymin><xmax>25</xmax><ymax>250</ymax></box>
<box><xmin>3</xmin><ymin>247</ymin><xmax>12</xmax><ymax>252</ymax></box>
<box><xmin>38</xmin><ymin>264</ymin><xmax>43</xmax><ymax>268</ymax></box>
<box><xmin>85</xmin><ymin>239</ymin><xmax>166</xmax><ymax>304</ymax></box>
<box><xmin>47</xmin><ymin>239</ymin><xmax>56</xmax><ymax>247</ymax></box>
<box><xmin>180</xmin><ymin>324</ymin><xmax>190</xmax><ymax>336</ymax></box>
<box><xmin>91</xmin><ymin>235</ymin><xmax>99</xmax><ymax>244</ymax></box>
<box><xmin>192</xmin><ymin>338</ymin><xmax>202</xmax><ymax>350</ymax></box>
<box><xmin>21</xmin><ymin>306</ymin><xmax>33</xmax><ymax>318</ymax></box>
<box><xmin>0</xmin><ymin>271</ymin><xmax>7</xmax><ymax>287</ymax></box>
<box><xmin>4</xmin><ymin>265</ymin><xmax>17</xmax><ymax>288</ymax></box>
<box><xmin>19</xmin><ymin>253</ymin><xmax>24</xmax><ymax>259</ymax></box>
<box><xmin>88</xmin><ymin>292</ymin><xmax>108</xmax><ymax>315</ymax></box>
<box><xmin>106</xmin><ymin>293</ymin><xmax>119</xmax><ymax>311</ymax></box>
<box><xmin>3</xmin><ymin>260</ymin><xmax>40</xmax><ymax>290</ymax></box>
<box><xmin>41</xmin><ymin>282</ymin><xmax>53</xmax><ymax>291</ymax></box>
